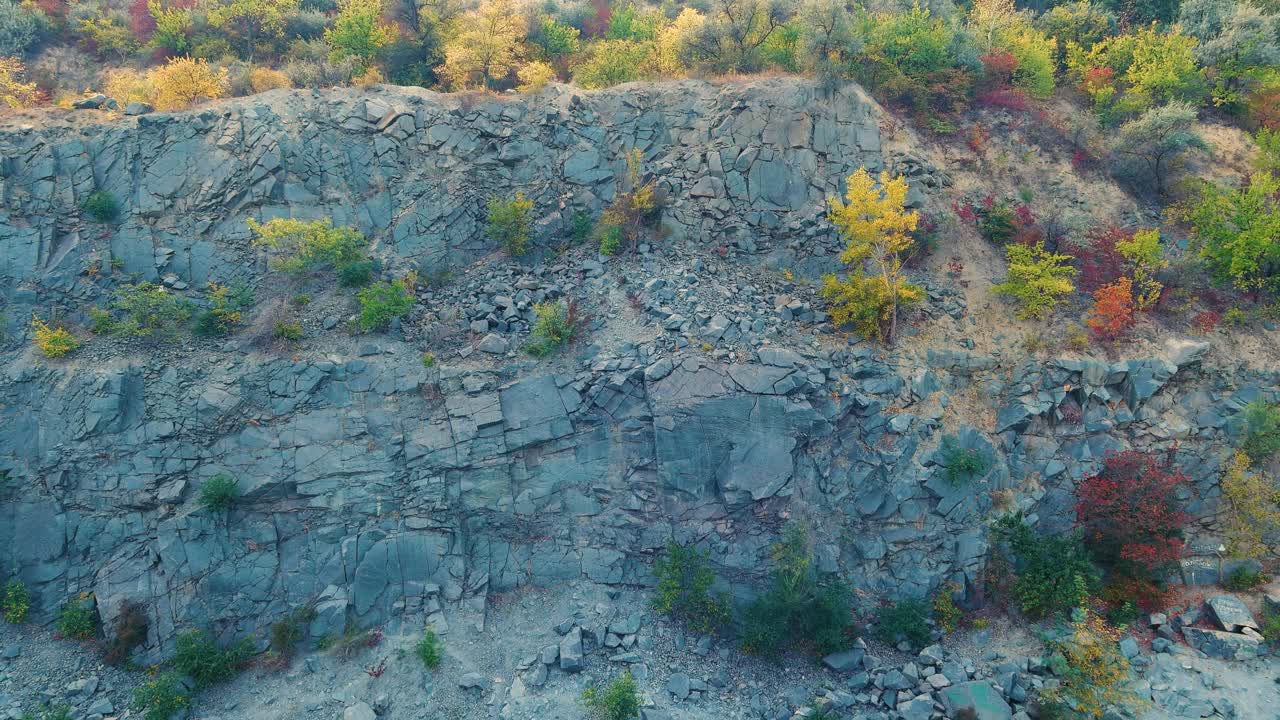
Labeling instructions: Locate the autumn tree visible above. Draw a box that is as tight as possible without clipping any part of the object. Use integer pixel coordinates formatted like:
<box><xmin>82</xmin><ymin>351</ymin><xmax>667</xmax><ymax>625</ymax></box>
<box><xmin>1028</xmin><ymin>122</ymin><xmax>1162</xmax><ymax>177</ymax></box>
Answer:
<box><xmin>438</xmin><ymin>0</ymin><xmax>524</xmax><ymax>89</ymax></box>
<box><xmin>820</xmin><ymin>168</ymin><xmax>922</xmax><ymax>344</ymax></box>
<box><xmin>1115</xmin><ymin>228</ymin><xmax>1165</xmax><ymax>308</ymax></box>
<box><xmin>1180</xmin><ymin>0</ymin><xmax>1280</xmax><ymax>110</ymax></box>
<box><xmin>1037</xmin><ymin>0</ymin><xmax>1113</xmax><ymax>71</ymax></box>
<box><xmin>687</xmin><ymin>0</ymin><xmax>789</xmax><ymax>73</ymax></box>
<box><xmin>1076</xmin><ymin>451</ymin><xmax>1189</xmax><ymax>581</ymax></box>
<box><xmin>992</xmin><ymin>242</ymin><xmax>1077</xmax><ymax>319</ymax></box>
<box><xmin>1086</xmin><ymin>276</ymin><xmax>1135</xmax><ymax>341</ymax></box>
<box><xmin>1110</xmin><ymin>101</ymin><xmax>1206</xmax><ymax>196</ymax></box>
<box><xmin>206</xmin><ymin>0</ymin><xmax>300</xmax><ymax>59</ymax></box>
<box><xmin>150</xmin><ymin>56</ymin><xmax>229</xmax><ymax>111</ymax></box>
<box><xmin>326</xmin><ymin>0</ymin><xmax>395</xmax><ymax>71</ymax></box>
<box><xmin>0</xmin><ymin>55</ymin><xmax>37</xmax><ymax>109</ymax></box>
<box><xmin>1220</xmin><ymin>451</ymin><xmax>1280</xmax><ymax>559</ymax></box>
<box><xmin>1182</xmin><ymin>172</ymin><xmax>1280</xmax><ymax>291</ymax></box>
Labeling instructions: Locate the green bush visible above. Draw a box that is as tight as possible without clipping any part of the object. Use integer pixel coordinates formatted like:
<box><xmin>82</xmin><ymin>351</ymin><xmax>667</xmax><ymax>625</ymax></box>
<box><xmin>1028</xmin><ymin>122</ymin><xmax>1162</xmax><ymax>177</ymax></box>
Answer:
<box><xmin>992</xmin><ymin>242</ymin><xmax>1078</xmax><ymax>319</ymax></box>
<box><xmin>132</xmin><ymin>671</ymin><xmax>190</xmax><ymax>720</ymax></box>
<box><xmin>487</xmin><ymin>193</ymin><xmax>534</xmax><ymax>257</ymax></box>
<box><xmin>82</xmin><ymin>191</ymin><xmax>120</xmax><ymax>223</ymax></box>
<box><xmin>570</xmin><ymin>211</ymin><xmax>594</xmax><ymax>244</ymax></box>
<box><xmin>651</xmin><ymin>541</ymin><xmax>730</xmax><ymax>634</ymax></box>
<box><xmin>272</xmin><ymin>321</ymin><xmax>304</xmax><ymax>342</ymax></box>
<box><xmin>3</xmin><ymin>578</ymin><xmax>30</xmax><ymax>624</ymax></box>
<box><xmin>582</xmin><ymin>671</ymin><xmax>641</xmax><ymax>720</ymax></box>
<box><xmin>172</xmin><ymin>629</ymin><xmax>254</xmax><ymax>689</ymax></box>
<box><xmin>104</xmin><ymin>600</ymin><xmax>149</xmax><ymax>666</ymax></box>
<box><xmin>526</xmin><ymin>301</ymin><xmax>577</xmax><ymax>357</ymax></box>
<box><xmin>337</xmin><ymin>260</ymin><xmax>376</xmax><ymax>288</ymax></box>
<box><xmin>937</xmin><ymin>435</ymin><xmax>989</xmax><ymax>486</ymax></box>
<box><xmin>976</xmin><ymin>200</ymin><xmax>1017</xmax><ymax>245</ymax></box>
<box><xmin>356</xmin><ymin>280</ymin><xmax>413</xmax><ymax>331</ymax></box>
<box><xmin>91</xmin><ymin>283</ymin><xmax>194</xmax><ymax>337</ymax></box>
<box><xmin>992</xmin><ymin>513</ymin><xmax>1097</xmax><ymax>619</ymax></box>
<box><xmin>198</xmin><ymin>475</ymin><xmax>239</xmax><ymax>512</ymax></box>
<box><xmin>270</xmin><ymin>607</ymin><xmax>317</xmax><ymax>661</ymax></box>
<box><xmin>193</xmin><ymin>283</ymin><xmax>253</xmax><ymax>338</ymax></box>
<box><xmin>56</xmin><ymin>595</ymin><xmax>98</xmax><ymax>640</ymax></box>
<box><xmin>416</xmin><ymin>628</ymin><xmax>442</xmax><ymax>669</ymax></box>
<box><xmin>598</xmin><ymin>224</ymin><xmax>622</xmax><ymax>256</ymax></box>
<box><xmin>876</xmin><ymin>598</ymin><xmax>931</xmax><ymax>650</ymax></box>
<box><xmin>1222</xmin><ymin>565</ymin><xmax>1268</xmax><ymax>592</ymax></box>
<box><xmin>740</xmin><ymin>525</ymin><xmax>853</xmax><ymax>658</ymax></box>
<box><xmin>248</xmin><ymin>218</ymin><xmax>370</xmax><ymax>275</ymax></box>
<box><xmin>1242</xmin><ymin>400</ymin><xmax>1280</xmax><ymax>462</ymax></box>
<box><xmin>19</xmin><ymin>705</ymin><xmax>72</xmax><ymax>720</ymax></box>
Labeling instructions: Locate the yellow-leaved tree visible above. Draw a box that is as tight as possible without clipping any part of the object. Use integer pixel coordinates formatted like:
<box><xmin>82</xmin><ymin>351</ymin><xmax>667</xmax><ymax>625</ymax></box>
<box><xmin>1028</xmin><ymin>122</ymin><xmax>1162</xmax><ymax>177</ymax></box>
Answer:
<box><xmin>821</xmin><ymin>168</ymin><xmax>922</xmax><ymax>344</ymax></box>
<box><xmin>0</xmin><ymin>57</ymin><xmax>39</xmax><ymax>110</ymax></box>
<box><xmin>150</xmin><ymin>57</ymin><xmax>229</xmax><ymax>111</ymax></box>
<box><xmin>439</xmin><ymin>0</ymin><xmax>525</xmax><ymax>90</ymax></box>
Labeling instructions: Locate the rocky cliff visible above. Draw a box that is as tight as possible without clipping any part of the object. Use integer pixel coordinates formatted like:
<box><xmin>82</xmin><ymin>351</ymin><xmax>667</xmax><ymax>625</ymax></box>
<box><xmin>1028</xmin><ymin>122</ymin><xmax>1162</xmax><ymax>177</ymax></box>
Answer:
<box><xmin>0</xmin><ymin>80</ymin><xmax>1273</xmax><ymax>667</ymax></box>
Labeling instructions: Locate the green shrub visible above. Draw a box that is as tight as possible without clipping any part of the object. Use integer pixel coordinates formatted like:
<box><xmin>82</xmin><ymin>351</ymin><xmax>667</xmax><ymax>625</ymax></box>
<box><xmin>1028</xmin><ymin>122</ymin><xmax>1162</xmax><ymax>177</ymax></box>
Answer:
<box><xmin>992</xmin><ymin>242</ymin><xmax>1078</xmax><ymax>319</ymax></box>
<box><xmin>3</xmin><ymin>578</ymin><xmax>30</xmax><ymax>624</ymax></box>
<box><xmin>526</xmin><ymin>301</ymin><xmax>577</xmax><ymax>357</ymax></box>
<box><xmin>932</xmin><ymin>582</ymin><xmax>963</xmax><ymax>634</ymax></box>
<box><xmin>938</xmin><ymin>435</ymin><xmax>988</xmax><ymax>486</ymax></box>
<box><xmin>1242</xmin><ymin>400</ymin><xmax>1280</xmax><ymax>462</ymax></box>
<box><xmin>740</xmin><ymin>525</ymin><xmax>853</xmax><ymax>658</ymax></box>
<box><xmin>82</xmin><ymin>191</ymin><xmax>119</xmax><ymax>223</ymax></box>
<box><xmin>598</xmin><ymin>224</ymin><xmax>622</xmax><ymax>256</ymax></box>
<box><xmin>356</xmin><ymin>280</ymin><xmax>413</xmax><ymax>331</ymax></box>
<box><xmin>487</xmin><ymin>193</ymin><xmax>534</xmax><ymax>257</ymax></box>
<box><xmin>198</xmin><ymin>475</ymin><xmax>239</xmax><ymax>512</ymax></box>
<box><xmin>270</xmin><ymin>607</ymin><xmax>317</xmax><ymax>661</ymax></box>
<box><xmin>1222</xmin><ymin>565</ymin><xmax>1268</xmax><ymax>592</ymax></box>
<box><xmin>104</xmin><ymin>600</ymin><xmax>149</xmax><ymax>666</ymax></box>
<box><xmin>421</xmin><ymin>352</ymin><xmax>435</xmax><ymax>368</ymax></box>
<box><xmin>1262</xmin><ymin>603</ymin><xmax>1280</xmax><ymax>641</ymax></box>
<box><xmin>132</xmin><ymin>671</ymin><xmax>190</xmax><ymax>720</ymax></box>
<box><xmin>92</xmin><ymin>283</ymin><xmax>194</xmax><ymax>337</ymax></box>
<box><xmin>172</xmin><ymin>629</ymin><xmax>254</xmax><ymax>689</ymax></box>
<box><xmin>193</xmin><ymin>283</ymin><xmax>253</xmax><ymax>338</ymax></box>
<box><xmin>651</xmin><ymin>541</ymin><xmax>730</xmax><ymax>634</ymax></box>
<box><xmin>337</xmin><ymin>260</ymin><xmax>376</xmax><ymax>288</ymax></box>
<box><xmin>248</xmin><ymin>217</ymin><xmax>370</xmax><ymax>275</ymax></box>
<box><xmin>19</xmin><ymin>705</ymin><xmax>72</xmax><ymax>720</ymax></box>
<box><xmin>876</xmin><ymin>597</ymin><xmax>931</xmax><ymax>650</ymax></box>
<box><xmin>56</xmin><ymin>594</ymin><xmax>98</xmax><ymax>640</ymax></box>
<box><xmin>30</xmin><ymin>318</ymin><xmax>80</xmax><ymax>359</ymax></box>
<box><xmin>976</xmin><ymin>200</ymin><xmax>1017</xmax><ymax>245</ymax></box>
<box><xmin>416</xmin><ymin>628</ymin><xmax>442</xmax><ymax>669</ymax></box>
<box><xmin>992</xmin><ymin>513</ymin><xmax>1097</xmax><ymax>619</ymax></box>
<box><xmin>570</xmin><ymin>211</ymin><xmax>594</xmax><ymax>244</ymax></box>
<box><xmin>582</xmin><ymin>671</ymin><xmax>641</xmax><ymax>720</ymax></box>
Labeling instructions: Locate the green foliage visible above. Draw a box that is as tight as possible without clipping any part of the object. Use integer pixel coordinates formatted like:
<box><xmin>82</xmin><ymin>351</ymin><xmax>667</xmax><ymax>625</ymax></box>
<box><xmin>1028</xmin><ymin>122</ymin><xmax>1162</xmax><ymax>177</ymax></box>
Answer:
<box><xmin>937</xmin><ymin>435</ymin><xmax>988</xmax><ymax>486</ymax></box>
<box><xmin>92</xmin><ymin>282</ymin><xmax>194</xmax><ymax>337</ymax></box>
<box><xmin>876</xmin><ymin>597</ymin><xmax>931</xmax><ymax>650</ymax></box>
<box><xmin>1254</xmin><ymin>128</ymin><xmax>1280</xmax><ymax>175</ymax></box>
<box><xmin>56</xmin><ymin>595</ymin><xmax>98</xmax><ymax>640</ymax></box>
<box><xmin>19</xmin><ymin>705</ymin><xmax>72</xmax><ymax>720</ymax></box>
<box><xmin>325</xmin><ymin>0</ymin><xmax>394</xmax><ymax>70</ymax></box>
<box><xmin>486</xmin><ymin>193</ymin><xmax>534</xmax><ymax>256</ymax></box>
<box><xmin>526</xmin><ymin>301</ymin><xmax>576</xmax><ymax>357</ymax></box>
<box><xmin>132</xmin><ymin>671</ymin><xmax>190</xmax><ymax>720</ymax></box>
<box><xmin>1263</xmin><ymin>602</ymin><xmax>1280</xmax><ymax>642</ymax></box>
<box><xmin>272</xmin><ymin>321</ymin><xmax>304</xmax><ymax>342</ymax></box>
<box><xmin>976</xmin><ymin>201</ymin><xmax>1017</xmax><ymax>245</ymax></box>
<box><xmin>573</xmin><ymin>38</ymin><xmax>650</xmax><ymax>88</ymax></box>
<box><xmin>1184</xmin><ymin>173</ymin><xmax>1280</xmax><ymax>292</ymax></box>
<box><xmin>1038</xmin><ymin>1</ymin><xmax>1114</xmax><ymax>70</ymax></box>
<box><xmin>530</xmin><ymin>14</ymin><xmax>580</xmax><ymax>61</ymax></box>
<box><xmin>1110</xmin><ymin>102</ymin><xmax>1207</xmax><ymax>196</ymax></box>
<box><xmin>30</xmin><ymin>318</ymin><xmax>80</xmax><ymax>359</ymax></box>
<box><xmin>82</xmin><ymin>191</ymin><xmax>120</xmax><ymax>223</ymax></box>
<box><xmin>582</xmin><ymin>671</ymin><xmax>641</xmax><ymax>720</ymax></box>
<box><xmin>1222</xmin><ymin>565</ymin><xmax>1268</xmax><ymax>591</ymax></box>
<box><xmin>421</xmin><ymin>352</ymin><xmax>436</xmax><ymax>368</ymax></box>
<box><xmin>193</xmin><ymin>283</ymin><xmax>253</xmax><ymax>338</ymax></box>
<box><xmin>172</xmin><ymin>629</ymin><xmax>254</xmax><ymax>689</ymax></box>
<box><xmin>932</xmin><ymin>583</ymin><xmax>964</xmax><ymax>634</ymax></box>
<box><xmin>198</xmin><ymin>474</ymin><xmax>240</xmax><ymax>512</ymax></box>
<box><xmin>651</xmin><ymin>541</ymin><xmax>730</xmax><ymax>634</ymax></box>
<box><xmin>2</xmin><ymin>578</ymin><xmax>29</xmax><ymax>624</ymax></box>
<box><xmin>248</xmin><ymin>218</ymin><xmax>369</xmax><ymax>275</ymax></box>
<box><xmin>992</xmin><ymin>242</ymin><xmax>1077</xmax><ymax>319</ymax></box>
<box><xmin>104</xmin><ymin>601</ymin><xmax>149</xmax><ymax>666</ymax></box>
<box><xmin>270</xmin><ymin>607</ymin><xmax>316</xmax><ymax>660</ymax></box>
<box><xmin>598</xmin><ymin>224</ymin><xmax>622</xmax><ymax>256</ymax></box>
<box><xmin>1242</xmin><ymin>400</ymin><xmax>1280</xmax><ymax>461</ymax></box>
<box><xmin>740</xmin><ymin>524</ymin><xmax>853</xmax><ymax>659</ymax></box>
<box><xmin>569</xmin><ymin>211</ymin><xmax>595</xmax><ymax>245</ymax></box>
<box><xmin>992</xmin><ymin>513</ymin><xmax>1097</xmax><ymax>619</ymax></box>
<box><xmin>1069</xmin><ymin>25</ymin><xmax>1206</xmax><ymax>121</ymax></box>
<box><xmin>338</xmin><ymin>260</ymin><xmax>376</xmax><ymax>288</ymax></box>
<box><xmin>416</xmin><ymin>628</ymin><xmax>442</xmax><ymax>669</ymax></box>
<box><xmin>356</xmin><ymin>280</ymin><xmax>413</xmax><ymax>331</ymax></box>
<box><xmin>0</xmin><ymin>0</ymin><xmax>40</xmax><ymax>57</ymax></box>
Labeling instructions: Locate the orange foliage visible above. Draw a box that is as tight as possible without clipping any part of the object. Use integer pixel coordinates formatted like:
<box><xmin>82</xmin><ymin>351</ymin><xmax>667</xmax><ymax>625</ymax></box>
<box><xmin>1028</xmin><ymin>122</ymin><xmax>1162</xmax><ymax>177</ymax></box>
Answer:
<box><xmin>1087</xmin><ymin>276</ymin><xmax>1134</xmax><ymax>341</ymax></box>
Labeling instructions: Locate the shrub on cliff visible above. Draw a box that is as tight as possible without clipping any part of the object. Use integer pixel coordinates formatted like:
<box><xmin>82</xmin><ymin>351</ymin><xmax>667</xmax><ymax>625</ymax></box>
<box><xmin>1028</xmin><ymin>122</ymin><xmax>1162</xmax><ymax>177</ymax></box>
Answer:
<box><xmin>1242</xmin><ymin>400</ymin><xmax>1280</xmax><ymax>462</ymax></box>
<box><xmin>876</xmin><ymin>597</ymin><xmax>931</xmax><ymax>650</ymax></box>
<box><xmin>526</xmin><ymin>301</ymin><xmax>577</xmax><ymax>357</ymax></box>
<box><xmin>416</xmin><ymin>628</ymin><xmax>442</xmax><ymax>669</ymax></box>
<box><xmin>1076</xmin><ymin>451</ymin><xmax>1189</xmax><ymax>581</ymax></box>
<box><xmin>81</xmin><ymin>191</ymin><xmax>120</xmax><ymax>224</ymax></box>
<box><xmin>90</xmin><ymin>282</ymin><xmax>193</xmax><ymax>337</ymax></box>
<box><xmin>132</xmin><ymin>671</ymin><xmax>190</xmax><ymax>720</ymax></box>
<box><xmin>582</xmin><ymin>671</ymin><xmax>640</xmax><ymax>720</ymax></box>
<box><xmin>486</xmin><ymin>192</ymin><xmax>534</xmax><ymax>256</ymax></box>
<box><xmin>2</xmin><ymin>578</ymin><xmax>29</xmax><ymax>623</ymax></box>
<box><xmin>198</xmin><ymin>475</ymin><xmax>240</xmax><ymax>512</ymax></box>
<box><xmin>651</xmin><ymin>541</ymin><xmax>730</xmax><ymax>634</ymax></box>
<box><xmin>149</xmin><ymin>57</ymin><xmax>229</xmax><ymax>111</ymax></box>
<box><xmin>56</xmin><ymin>593</ymin><xmax>98</xmax><ymax>640</ymax></box>
<box><xmin>172</xmin><ymin>629</ymin><xmax>254</xmax><ymax>689</ymax></box>
<box><xmin>992</xmin><ymin>513</ymin><xmax>1097</xmax><ymax>619</ymax></box>
<box><xmin>104</xmin><ymin>600</ymin><xmax>149</xmax><ymax>666</ymax></box>
<box><xmin>356</xmin><ymin>279</ymin><xmax>413</xmax><ymax>331</ymax></box>
<box><xmin>30</xmin><ymin>318</ymin><xmax>80</xmax><ymax>358</ymax></box>
<box><xmin>248</xmin><ymin>217</ymin><xmax>370</xmax><ymax>276</ymax></box>
<box><xmin>992</xmin><ymin>242</ymin><xmax>1077</xmax><ymax>319</ymax></box>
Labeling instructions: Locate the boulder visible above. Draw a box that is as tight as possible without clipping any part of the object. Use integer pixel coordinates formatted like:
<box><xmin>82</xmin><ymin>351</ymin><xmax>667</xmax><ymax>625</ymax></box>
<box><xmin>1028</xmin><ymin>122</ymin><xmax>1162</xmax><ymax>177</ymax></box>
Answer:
<box><xmin>939</xmin><ymin>681</ymin><xmax>1013</xmax><ymax>720</ymax></box>
<box><xmin>343</xmin><ymin>702</ymin><xmax>376</xmax><ymax>720</ymax></box>
<box><xmin>559</xmin><ymin>626</ymin><xmax>584</xmax><ymax>672</ymax></box>
<box><xmin>1182</xmin><ymin>627</ymin><xmax>1261</xmax><ymax>660</ymax></box>
<box><xmin>1206</xmin><ymin>595</ymin><xmax>1258</xmax><ymax>632</ymax></box>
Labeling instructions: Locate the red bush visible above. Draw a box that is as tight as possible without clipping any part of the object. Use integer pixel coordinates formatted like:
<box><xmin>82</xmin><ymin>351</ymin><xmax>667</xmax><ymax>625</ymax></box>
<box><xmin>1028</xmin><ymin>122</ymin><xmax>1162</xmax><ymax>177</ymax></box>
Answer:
<box><xmin>1192</xmin><ymin>310</ymin><xmax>1221</xmax><ymax>332</ymax></box>
<box><xmin>976</xmin><ymin>88</ymin><xmax>1029</xmax><ymax>112</ymax></box>
<box><xmin>1069</xmin><ymin>225</ymin><xmax>1131</xmax><ymax>291</ymax></box>
<box><xmin>980</xmin><ymin>50</ymin><xmax>1018</xmax><ymax>81</ymax></box>
<box><xmin>1249</xmin><ymin>84</ymin><xmax>1280</xmax><ymax>130</ymax></box>
<box><xmin>1102</xmin><ymin>576</ymin><xmax>1172</xmax><ymax>613</ymax></box>
<box><xmin>1081</xmin><ymin>66</ymin><xmax>1115</xmax><ymax>95</ymax></box>
<box><xmin>1076</xmin><ymin>451</ymin><xmax>1190</xmax><ymax>580</ymax></box>
<box><xmin>128</xmin><ymin>0</ymin><xmax>156</xmax><ymax>40</ymax></box>
<box><xmin>1087</xmin><ymin>277</ymin><xmax>1135</xmax><ymax>341</ymax></box>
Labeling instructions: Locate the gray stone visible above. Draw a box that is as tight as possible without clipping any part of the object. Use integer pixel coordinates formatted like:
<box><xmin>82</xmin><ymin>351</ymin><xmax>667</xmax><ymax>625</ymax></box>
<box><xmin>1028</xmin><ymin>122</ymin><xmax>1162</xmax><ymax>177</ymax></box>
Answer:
<box><xmin>939</xmin><ymin>681</ymin><xmax>1013</xmax><ymax>720</ymax></box>
<box><xmin>1182</xmin><ymin>627</ymin><xmax>1261</xmax><ymax>660</ymax></box>
<box><xmin>477</xmin><ymin>334</ymin><xmax>509</xmax><ymax>354</ymax></box>
<box><xmin>458</xmin><ymin>673</ymin><xmax>488</xmax><ymax>690</ymax></box>
<box><xmin>560</xmin><ymin>627</ymin><xmax>584</xmax><ymax>672</ymax></box>
<box><xmin>1206</xmin><ymin>595</ymin><xmax>1258</xmax><ymax>632</ymax></box>
<box><xmin>343</xmin><ymin>702</ymin><xmax>376</xmax><ymax>720</ymax></box>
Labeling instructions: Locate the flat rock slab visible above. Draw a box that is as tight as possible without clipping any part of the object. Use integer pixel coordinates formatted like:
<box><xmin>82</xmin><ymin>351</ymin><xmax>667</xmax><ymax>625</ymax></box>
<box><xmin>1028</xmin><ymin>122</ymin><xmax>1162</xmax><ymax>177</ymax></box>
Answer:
<box><xmin>1206</xmin><ymin>595</ymin><xmax>1258</xmax><ymax>632</ymax></box>
<box><xmin>1182</xmin><ymin>626</ymin><xmax>1261</xmax><ymax>660</ymax></box>
<box><xmin>822</xmin><ymin>648</ymin><xmax>866</xmax><ymax>672</ymax></box>
<box><xmin>939</xmin><ymin>681</ymin><xmax>1013</xmax><ymax>720</ymax></box>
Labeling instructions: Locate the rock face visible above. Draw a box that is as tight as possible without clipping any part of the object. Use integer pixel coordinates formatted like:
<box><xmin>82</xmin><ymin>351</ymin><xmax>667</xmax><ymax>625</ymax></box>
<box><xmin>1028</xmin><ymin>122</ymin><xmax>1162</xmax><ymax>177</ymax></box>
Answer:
<box><xmin>0</xmin><ymin>80</ymin><xmax>882</xmax><ymax>317</ymax></box>
<box><xmin>0</xmin><ymin>81</ymin><xmax>1274</xmax><ymax>668</ymax></box>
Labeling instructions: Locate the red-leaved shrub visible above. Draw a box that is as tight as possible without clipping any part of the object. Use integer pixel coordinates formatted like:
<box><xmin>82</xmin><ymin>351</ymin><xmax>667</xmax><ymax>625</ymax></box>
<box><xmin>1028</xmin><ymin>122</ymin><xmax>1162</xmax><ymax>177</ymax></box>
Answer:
<box><xmin>1069</xmin><ymin>225</ymin><xmax>1131</xmax><ymax>291</ymax></box>
<box><xmin>1192</xmin><ymin>310</ymin><xmax>1221</xmax><ymax>333</ymax></box>
<box><xmin>1076</xmin><ymin>451</ymin><xmax>1190</xmax><ymax>581</ymax></box>
<box><xmin>977</xmin><ymin>88</ymin><xmax>1029</xmax><ymax>112</ymax></box>
<box><xmin>1087</xmin><ymin>277</ymin><xmax>1135</xmax><ymax>341</ymax></box>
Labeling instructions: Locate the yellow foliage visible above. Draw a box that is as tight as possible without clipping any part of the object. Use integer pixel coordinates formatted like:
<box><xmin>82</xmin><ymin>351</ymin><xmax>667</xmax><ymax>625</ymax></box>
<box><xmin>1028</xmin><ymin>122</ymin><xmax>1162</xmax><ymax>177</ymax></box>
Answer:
<box><xmin>352</xmin><ymin>66</ymin><xmax>385</xmax><ymax>87</ymax></box>
<box><xmin>1116</xmin><ymin>228</ymin><xmax>1165</xmax><ymax>310</ymax></box>
<box><xmin>31</xmin><ymin>318</ymin><xmax>81</xmax><ymax>359</ymax></box>
<box><xmin>249</xmin><ymin>67</ymin><xmax>292</xmax><ymax>93</ymax></box>
<box><xmin>517</xmin><ymin>61</ymin><xmax>556</xmax><ymax>92</ymax></box>
<box><xmin>439</xmin><ymin>0</ymin><xmax>525</xmax><ymax>89</ymax></box>
<box><xmin>103</xmin><ymin>68</ymin><xmax>156</xmax><ymax>106</ymax></box>
<box><xmin>1221</xmin><ymin>451</ymin><xmax>1280</xmax><ymax>559</ymax></box>
<box><xmin>0</xmin><ymin>57</ymin><xmax>39</xmax><ymax>110</ymax></box>
<box><xmin>150</xmin><ymin>57</ymin><xmax>229</xmax><ymax>111</ymax></box>
<box><xmin>648</xmin><ymin>8</ymin><xmax>704</xmax><ymax>77</ymax></box>
<box><xmin>1042</xmin><ymin>612</ymin><xmax>1143</xmax><ymax>718</ymax></box>
<box><xmin>824</xmin><ymin>168</ymin><xmax>921</xmax><ymax>343</ymax></box>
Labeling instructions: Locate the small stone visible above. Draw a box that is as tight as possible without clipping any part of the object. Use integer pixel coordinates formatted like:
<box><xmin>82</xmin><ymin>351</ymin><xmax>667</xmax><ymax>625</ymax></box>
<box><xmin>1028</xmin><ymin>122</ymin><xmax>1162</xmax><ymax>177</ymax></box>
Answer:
<box><xmin>477</xmin><ymin>334</ymin><xmax>509</xmax><ymax>354</ymax></box>
<box><xmin>343</xmin><ymin>702</ymin><xmax>376</xmax><ymax>720</ymax></box>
